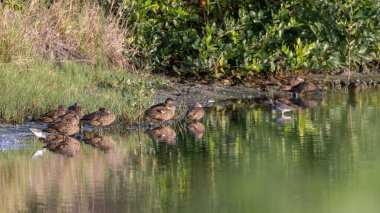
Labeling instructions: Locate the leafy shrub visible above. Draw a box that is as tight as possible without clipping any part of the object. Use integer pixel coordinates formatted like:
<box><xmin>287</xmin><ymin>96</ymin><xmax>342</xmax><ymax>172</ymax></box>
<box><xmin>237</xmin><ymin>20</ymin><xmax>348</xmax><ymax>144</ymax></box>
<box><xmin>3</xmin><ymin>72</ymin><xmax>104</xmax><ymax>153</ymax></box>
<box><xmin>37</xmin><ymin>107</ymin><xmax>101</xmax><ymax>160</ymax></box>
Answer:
<box><xmin>112</xmin><ymin>0</ymin><xmax>380</xmax><ymax>78</ymax></box>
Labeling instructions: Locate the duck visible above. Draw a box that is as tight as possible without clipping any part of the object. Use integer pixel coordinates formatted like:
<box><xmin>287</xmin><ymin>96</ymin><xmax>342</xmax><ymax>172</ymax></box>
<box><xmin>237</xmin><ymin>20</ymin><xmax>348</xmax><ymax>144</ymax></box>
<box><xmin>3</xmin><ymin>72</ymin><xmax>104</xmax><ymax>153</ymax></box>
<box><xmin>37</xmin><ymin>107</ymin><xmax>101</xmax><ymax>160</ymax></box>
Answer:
<box><xmin>39</xmin><ymin>105</ymin><xmax>66</xmax><ymax>123</ymax></box>
<box><xmin>289</xmin><ymin>81</ymin><xmax>316</xmax><ymax>96</ymax></box>
<box><xmin>185</xmin><ymin>102</ymin><xmax>205</xmax><ymax>121</ymax></box>
<box><xmin>54</xmin><ymin>110</ymin><xmax>80</xmax><ymax>125</ymax></box>
<box><xmin>145</xmin><ymin>126</ymin><xmax>177</xmax><ymax>144</ymax></box>
<box><xmin>81</xmin><ymin>108</ymin><xmax>116</xmax><ymax>127</ymax></box>
<box><xmin>44</xmin><ymin>122</ymin><xmax>80</xmax><ymax>136</ymax></box>
<box><xmin>68</xmin><ymin>103</ymin><xmax>85</xmax><ymax>118</ymax></box>
<box><xmin>186</xmin><ymin>121</ymin><xmax>205</xmax><ymax>139</ymax></box>
<box><xmin>268</xmin><ymin>98</ymin><xmax>294</xmax><ymax>116</ymax></box>
<box><xmin>279</xmin><ymin>76</ymin><xmax>304</xmax><ymax>91</ymax></box>
<box><xmin>144</xmin><ymin>98</ymin><xmax>176</xmax><ymax>123</ymax></box>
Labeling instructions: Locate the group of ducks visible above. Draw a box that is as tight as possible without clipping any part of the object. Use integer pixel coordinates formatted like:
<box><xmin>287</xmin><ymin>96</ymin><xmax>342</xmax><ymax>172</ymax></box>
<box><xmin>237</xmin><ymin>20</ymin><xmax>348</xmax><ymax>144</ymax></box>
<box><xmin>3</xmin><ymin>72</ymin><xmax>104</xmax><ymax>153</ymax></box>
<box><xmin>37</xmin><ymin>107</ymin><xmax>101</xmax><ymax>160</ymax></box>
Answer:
<box><xmin>30</xmin><ymin>103</ymin><xmax>116</xmax><ymax>157</ymax></box>
<box><xmin>144</xmin><ymin>98</ymin><xmax>206</xmax><ymax>143</ymax></box>
<box><xmin>37</xmin><ymin>103</ymin><xmax>116</xmax><ymax>135</ymax></box>
<box><xmin>144</xmin><ymin>98</ymin><xmax>204</xmax><ymax>123</ymax></box>
<box><xmin>278</xmin><ymin>76</ymin><xmax>318</xmax><ymax>95</ymax></box>
<box><xmin>30</xmin><ymin>98</ymin><xmax>206</xmax><ymax>157</ymax></box>
<box><xmin>269</xmin><ymin>76</ymin><xmax>322</xmax><ymax>117</ymax></box>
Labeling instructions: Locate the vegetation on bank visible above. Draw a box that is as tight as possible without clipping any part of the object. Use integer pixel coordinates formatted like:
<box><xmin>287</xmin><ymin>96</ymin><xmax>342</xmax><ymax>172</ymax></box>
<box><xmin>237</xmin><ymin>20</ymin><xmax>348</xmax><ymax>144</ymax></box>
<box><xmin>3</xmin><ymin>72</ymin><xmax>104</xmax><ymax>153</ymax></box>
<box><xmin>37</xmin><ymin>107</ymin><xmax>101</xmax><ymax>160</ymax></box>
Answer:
<box><xmin>2</xmin><ymin>0</ymin><xmax>379</xmax><ymax>80</ymax></box>
<box><xmin>0</xmin><ymin>61</ymin><xmax>163</xmax><ymax>123</ymax></box>
<box><xmin>114</xmin><ymin>0</ymin><xmax>379</xmax><ymax>78</ymax></box>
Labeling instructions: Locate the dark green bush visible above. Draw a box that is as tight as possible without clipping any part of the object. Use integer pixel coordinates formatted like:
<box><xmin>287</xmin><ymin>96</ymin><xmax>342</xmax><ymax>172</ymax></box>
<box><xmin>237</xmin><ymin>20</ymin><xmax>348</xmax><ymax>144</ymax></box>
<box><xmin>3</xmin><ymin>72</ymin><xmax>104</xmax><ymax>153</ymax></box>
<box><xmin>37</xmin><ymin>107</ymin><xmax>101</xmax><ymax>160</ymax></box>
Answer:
<box><xmin>111</xmin><ymin>0</ymin><xmax>379</xmax><ymax>78</ymax></box>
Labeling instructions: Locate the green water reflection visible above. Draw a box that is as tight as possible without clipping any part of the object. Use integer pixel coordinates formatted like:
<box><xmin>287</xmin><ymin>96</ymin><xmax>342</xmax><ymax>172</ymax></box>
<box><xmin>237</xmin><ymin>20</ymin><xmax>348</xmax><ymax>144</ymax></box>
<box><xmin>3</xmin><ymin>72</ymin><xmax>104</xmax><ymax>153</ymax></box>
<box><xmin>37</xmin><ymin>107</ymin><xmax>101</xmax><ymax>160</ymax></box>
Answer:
<box><xmin>2</xmin><ymin>90</ymin><xmax>380</xmax><ymax>213</ymax></box>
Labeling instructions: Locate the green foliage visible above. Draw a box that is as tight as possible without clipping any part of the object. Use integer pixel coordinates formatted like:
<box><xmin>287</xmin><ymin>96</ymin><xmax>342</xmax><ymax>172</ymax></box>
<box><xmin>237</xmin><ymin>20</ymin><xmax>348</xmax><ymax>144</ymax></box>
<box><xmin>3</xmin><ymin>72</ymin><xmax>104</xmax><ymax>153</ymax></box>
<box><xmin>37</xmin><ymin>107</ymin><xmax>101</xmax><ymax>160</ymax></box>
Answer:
<box><xmin>0</xmin><ymin>0</ymin><xmax>24</xmax><ymax>11</ymax></box>
<box><xmin>0</xmin><ymin>61</ymin><xmax>160</xmax><ymax>123</ymax></box>
<box><xmin>114</xmin><ymin>0</ymin><xmax>380</xmax><ymax>77</ymax></box>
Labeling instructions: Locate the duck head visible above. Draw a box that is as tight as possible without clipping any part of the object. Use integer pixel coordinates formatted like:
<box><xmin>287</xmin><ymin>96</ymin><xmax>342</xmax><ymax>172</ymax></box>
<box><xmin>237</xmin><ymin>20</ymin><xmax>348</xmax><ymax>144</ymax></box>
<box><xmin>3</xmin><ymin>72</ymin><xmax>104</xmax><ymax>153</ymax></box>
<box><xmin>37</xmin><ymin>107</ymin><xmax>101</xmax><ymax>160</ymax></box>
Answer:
<box><xmin>164</xmin><ymin>98</ymin><xmax>176</xmax><ymax>110</ymax></box>
<box><xmin>99</xmin><ymin>108</ymin><xmax>111</xmax><ymax>113</ymax></box>
<box><xmin>193</xmin><ymin>102</ymin><xmax>203</xmax><ymax>108</ymax></box>
<box><xmin>58</xmin><ymin>105</ymin><xmax>65</xmax><ymax>110</ymax></box>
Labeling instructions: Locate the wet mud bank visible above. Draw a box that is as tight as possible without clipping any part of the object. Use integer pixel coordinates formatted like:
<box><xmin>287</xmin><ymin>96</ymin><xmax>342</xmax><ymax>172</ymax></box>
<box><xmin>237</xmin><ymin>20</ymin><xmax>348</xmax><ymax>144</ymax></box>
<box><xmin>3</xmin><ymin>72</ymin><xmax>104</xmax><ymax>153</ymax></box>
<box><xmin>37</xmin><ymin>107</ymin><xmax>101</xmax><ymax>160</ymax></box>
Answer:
<box><xmin>156</xmin><ymin>74</ymin><xmax>380</xmax><ymax>108</ymax></box>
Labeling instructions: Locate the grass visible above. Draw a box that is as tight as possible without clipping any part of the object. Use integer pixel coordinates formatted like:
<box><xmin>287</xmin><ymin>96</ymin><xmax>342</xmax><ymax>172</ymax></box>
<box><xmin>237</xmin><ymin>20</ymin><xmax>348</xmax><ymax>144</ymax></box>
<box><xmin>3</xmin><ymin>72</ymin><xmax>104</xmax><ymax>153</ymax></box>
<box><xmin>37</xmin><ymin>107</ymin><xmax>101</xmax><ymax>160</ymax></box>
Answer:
<box><xmin>0</xmin><ymin>0</ymin><xmax>132</xmax><ymax>68</ymax></box>
<box><xmin>0</xmin><ymin>61</ymin><xmax>165</xmax><ymax>123</ymax></box>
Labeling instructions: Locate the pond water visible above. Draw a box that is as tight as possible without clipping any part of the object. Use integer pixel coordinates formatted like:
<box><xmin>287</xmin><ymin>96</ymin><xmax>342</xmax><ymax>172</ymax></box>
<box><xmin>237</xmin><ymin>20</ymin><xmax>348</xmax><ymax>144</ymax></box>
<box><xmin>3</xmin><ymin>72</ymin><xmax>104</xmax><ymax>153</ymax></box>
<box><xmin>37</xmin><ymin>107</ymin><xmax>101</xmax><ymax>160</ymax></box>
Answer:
<box><xmin>1</xmin><ymin>89</ymin><xmax>380</xmax><ymax>213</ymax></box>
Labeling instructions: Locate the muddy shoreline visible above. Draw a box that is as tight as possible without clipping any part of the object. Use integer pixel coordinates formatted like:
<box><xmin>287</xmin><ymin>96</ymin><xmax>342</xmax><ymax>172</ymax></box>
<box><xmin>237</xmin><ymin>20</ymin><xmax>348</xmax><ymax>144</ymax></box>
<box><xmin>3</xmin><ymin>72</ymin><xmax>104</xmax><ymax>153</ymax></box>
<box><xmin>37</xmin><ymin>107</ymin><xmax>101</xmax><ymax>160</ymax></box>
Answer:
<box><xmin>156</xmin><ymin>74</ymin><xmax>380</xmax><ymax>107</ymax></box>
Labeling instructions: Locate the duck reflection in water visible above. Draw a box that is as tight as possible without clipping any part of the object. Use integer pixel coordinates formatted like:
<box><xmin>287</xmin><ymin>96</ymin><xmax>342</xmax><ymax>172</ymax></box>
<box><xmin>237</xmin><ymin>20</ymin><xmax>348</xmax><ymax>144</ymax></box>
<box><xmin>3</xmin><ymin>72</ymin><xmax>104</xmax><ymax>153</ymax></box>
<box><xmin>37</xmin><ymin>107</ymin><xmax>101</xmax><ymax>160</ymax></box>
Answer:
<box><xmin>145</xmin><ymin>126</ymin><xmax>177</xmax><ymax>145</ymax></box>
<box><xmin>268</xmin><ymin>95</ymin><xmax>322</xmax><ymax>125</ymax></box>
<box><xmin>44</xmin><ymin>136</ymin><xmax>81</xmax><ymax>157</ymax></box>
<box><xmin>186</xmin><ymin>121</ymin><xmax>205</xmax><ymax>139</ymax></box>
<box><xmin>347</xmin><ymin>80</ymin><xmax>360</xmax><ymax>107</ymax></box>
<box><xmin>268</xmin><ymin>98</ymin><xmax>295</xmax><ymax>116</ymax></box>
<box><xmin>30</xmin><ymin>128</ymin><xmax>82</xmax><ymax>158</ymax></box>
<box><xmin>272</xmin><ymin>115</ymin><xmax>293</xmax><ymax>125</ymax></box>
<box><xmin>83</xmin><ymin>131</ymin><xmax>115</xmax><ymax>153</ymax></box>
<box><xmin>291</xmin><ymin>97</ymin><xmax>320</xmax><ymax>110</ymax></box>
<box><xmin>31</xmin><ymin>133</ymin><xmax>81</xmax><ymax>158</ymax></box>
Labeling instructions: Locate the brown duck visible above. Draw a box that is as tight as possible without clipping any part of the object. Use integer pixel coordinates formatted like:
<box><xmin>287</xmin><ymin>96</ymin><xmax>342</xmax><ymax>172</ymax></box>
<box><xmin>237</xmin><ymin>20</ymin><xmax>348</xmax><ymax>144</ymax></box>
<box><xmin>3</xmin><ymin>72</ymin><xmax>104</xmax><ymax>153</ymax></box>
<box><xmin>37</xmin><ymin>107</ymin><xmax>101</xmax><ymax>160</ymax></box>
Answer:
<box><xmin>279</xmin><ymin>76</ymin><xmax>304</xmax><ymax>91</ymax></box>
<box><xmin>39</xmin><ymin>105</ymin><xmax>67</xmax><ymax>123</ymax></box>
<box><xmin>290</xmin><ymin>81</ymin><xmax>316</xmax><ymax>95</ymax></box>
<box><xmin>44</xmin><ymin>136</ymin><xmax>81</xmax><ymax>157</ymax></box>
<box><xmin>81</xmin><ymin>108</ymin><xmax>116</xmax><ymax>127</ymax></box>
<box><xmin>68</xmin><ymin>103</ymin><xmax>85</xmax><ymax>118</ymax></box>
<box><xmin>144</xmin><ymin>98</ymin><xmax>176</xmax><ymax>123</ymax></box>
<box><xmin>146</xmin><ymin>126</ymin><xmax>177</xmax><ymax>144</ymax></box>
<box><xmin>53</xmin><ymin>110</ymin><xmax>80</xmax><ymax>125</ymax></box>
<box><xmin>44</xmin><ymin>122</ymin><xmax>80</xmax><ymax>135</ymax></box>
<box><xmin>185</xmin><ymin>102</ymin><xmax>205</xmax><ymax>121</ymax></box>
<box><xmin>187</xmin><ymin>121</ymin><xmax>205</xmax><ymax>139</ymax></box>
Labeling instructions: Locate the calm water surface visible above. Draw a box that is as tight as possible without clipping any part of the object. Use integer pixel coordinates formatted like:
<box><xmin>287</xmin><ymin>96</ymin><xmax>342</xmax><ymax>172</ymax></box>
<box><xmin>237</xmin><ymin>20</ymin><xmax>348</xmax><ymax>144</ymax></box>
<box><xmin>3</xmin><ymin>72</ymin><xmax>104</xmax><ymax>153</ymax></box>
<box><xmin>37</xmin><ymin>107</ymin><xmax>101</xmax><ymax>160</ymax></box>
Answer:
<box><xmin>1</xmin><ymin>90</ymin><xmax>380</xmax><ymax>213</ymax></box>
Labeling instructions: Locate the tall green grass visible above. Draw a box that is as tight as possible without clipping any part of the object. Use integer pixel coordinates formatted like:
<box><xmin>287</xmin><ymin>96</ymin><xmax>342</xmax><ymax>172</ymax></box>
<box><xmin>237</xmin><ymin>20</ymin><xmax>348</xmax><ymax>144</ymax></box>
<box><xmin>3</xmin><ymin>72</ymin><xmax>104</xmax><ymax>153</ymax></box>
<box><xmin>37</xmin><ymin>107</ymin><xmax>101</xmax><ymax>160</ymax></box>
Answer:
<box><xmin>0</xmin><ymin>61</ymin><xmax>164</xmax><ymax>123</ymax></box>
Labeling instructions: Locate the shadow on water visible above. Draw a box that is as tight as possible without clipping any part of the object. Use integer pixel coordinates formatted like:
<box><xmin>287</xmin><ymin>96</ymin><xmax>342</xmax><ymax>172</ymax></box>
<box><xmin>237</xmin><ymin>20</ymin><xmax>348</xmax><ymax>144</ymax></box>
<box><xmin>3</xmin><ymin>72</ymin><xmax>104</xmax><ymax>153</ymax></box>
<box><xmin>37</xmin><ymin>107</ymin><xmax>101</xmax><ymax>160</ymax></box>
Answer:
<box><xmin>2</xmin><ymin>89</ymin><xmax>380</xmax><ymax>212</ymax></box>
